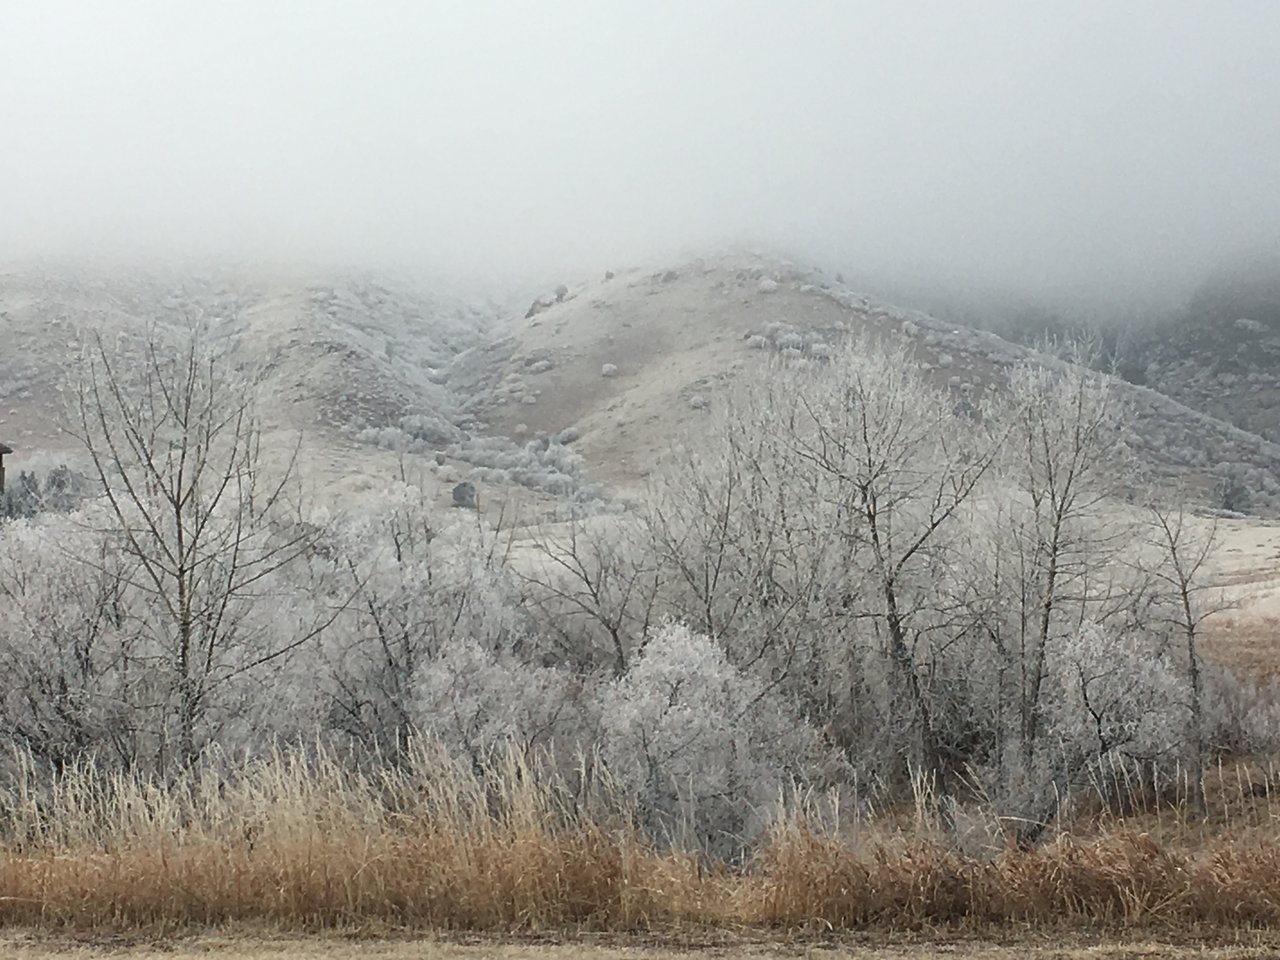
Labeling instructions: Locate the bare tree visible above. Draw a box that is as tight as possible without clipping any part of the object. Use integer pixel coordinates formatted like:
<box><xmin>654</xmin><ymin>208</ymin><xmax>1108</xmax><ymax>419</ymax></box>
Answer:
<box><xmin>1144</xmin><ymin>505</ymin><xmax>1229</xmax><ymax>816</ymax></box>
<box><xmin>517</xmin><ymin>512</ymin><xmax>660</xmax><ymax>675</ymax></box>
<box><xmin>68</xmin><ymin>331</ymin><xmax>334</xmax><ymax>773</ymax></box>
<box><xmin>785</xmin><ymin>338</ymin><xmax>1006</xmax><ymax>801</ymax></box>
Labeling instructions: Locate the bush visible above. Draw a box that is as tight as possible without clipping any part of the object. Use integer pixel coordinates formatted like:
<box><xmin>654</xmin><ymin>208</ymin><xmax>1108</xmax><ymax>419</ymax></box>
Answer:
<box><xmin>1213</xmin><ymin>462</ymin><xmax>1253</xmax><ymax>513</ymax></box>
<box><xmin>596</xmin><ymin>623</ymin><xmax>840</xmax><ymax>856</ymax></box>
<box><xmin>1</xmin><ymin>465</ymin><xmax>86</xmax><ymax>520</ymax></box>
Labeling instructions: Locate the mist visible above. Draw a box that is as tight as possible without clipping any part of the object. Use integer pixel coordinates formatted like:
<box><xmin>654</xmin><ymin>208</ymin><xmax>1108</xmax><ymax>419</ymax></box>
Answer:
<box><xmin>3</xmin><ymin>1</ymin><xmax>1279</xmax><ymax>308</ymax></box>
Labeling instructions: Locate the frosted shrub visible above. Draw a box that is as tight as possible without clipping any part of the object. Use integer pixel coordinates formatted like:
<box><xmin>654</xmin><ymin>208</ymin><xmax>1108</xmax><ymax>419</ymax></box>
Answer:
<box><xmin>596</xmin><ymin>623</ymin><xmax>839</xmax><ymax>855</ymax></box>
<box><xmin>450</xmin><ymin>436</ymin><xmax>591</xmax><ymax>497</ymax></box>
<box><xmin>0</xmin><ymin>510</ymin><xmax>143</xmax><ymax>767</ymax></box>
<box><xmin>1201</xmin><ymin>664</ymin><xmax>1280</xmax><ymax>755</ymax></box>
<box><xmin>1045</xmin><ymin>622</ymin><xmax>1185</xmax><ymax>761</ymax></box>
<box><xmin>1213</xmin><ymin>462</ymin><xmax>1253</xmax><ymax>513</ymax></box>
<box><xmin>315</xmin><ymin>485</ymin><xmax>525</xmax><ymax>752</ymax></box>
<box><xmin>357</xmin><ymin>413</ymin><xmax>462</xmax><ymax>454</ymax></box>
<box><xmin>413</xmin><ymin>638</ymin><xmax>585</xmax><ymax>765</ymax></box>
<box><xmin>775</xmin><ymin>331</ymin><xmax>805</xmax><ymax>352</ymax></box>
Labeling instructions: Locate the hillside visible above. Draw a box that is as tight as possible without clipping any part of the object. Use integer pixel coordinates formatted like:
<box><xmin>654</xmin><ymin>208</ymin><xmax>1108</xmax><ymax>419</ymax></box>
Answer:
<box><xmin>7</xmin><ymin>254</ymin><xmax>1280</xmax><ymax>520</ymax></box>
<box><xmin>448</xmin><ymin>254</ymin><xmax>1280</xmax><ymax>512</ymax></box>
<box><xmin>1136</xmin><ymin>257</ymin><xmax>1280</xmax><ymax>457</ymax></box>
<box><xmin>0</xmin><ymin>264</ymin><xmax>506</xmax><ymax>509</ymax></box>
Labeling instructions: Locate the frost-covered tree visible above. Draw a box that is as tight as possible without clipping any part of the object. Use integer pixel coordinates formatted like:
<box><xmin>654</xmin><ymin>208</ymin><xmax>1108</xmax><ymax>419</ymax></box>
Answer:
<box><xmin>66</xmin><ymin>331</ymin><xmax>334</xmax><ymax>772</ymax></box>
<box><xmin>596</xmin><ymin>622</ymin><xmax>841</xmax><ymax>855</ymax></box>
<box><xmin>1142</xmin><ymin>506</ymin><xmax>1229</xmax><ymax>816</ymax></box>
<box><xmin>414</xmin><ymin>637</ymin><xmax>585</xmax><ymax>767</ymax></box>
<box><xmin>0</xmin><ymin>509</ymin><xmax>143</xmax><ymax>767</ymax></box>
<box><xmin>314</xmin><ymin>482</ymin><xmax>525</xmax><ymax>755</ymax></box>
<box><xmin>518</xmin><ymin>512</ymin><xmax>660</xmax><ymax>675</ymax></box>
<box><xmin>647</xmin><ymin>336</ymin><xmax>1005</xmax><ymax>799</ymax></box>
<box><xmin>782</xmin><ymin>338</ymin><xmax>1006</xmax><ymax>801</ymax></box>
<box><xmin>644</xmin><ymin>375</ymin><xmax>850</xmax><ymax>751</ymax></box>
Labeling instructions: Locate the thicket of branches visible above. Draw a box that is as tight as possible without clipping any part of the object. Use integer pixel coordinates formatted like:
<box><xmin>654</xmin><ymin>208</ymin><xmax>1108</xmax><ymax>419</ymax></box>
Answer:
<box><xmin>0</xmin><ymin>329</ymin><xmax>1276</xmax><ymax>855</ymax></box>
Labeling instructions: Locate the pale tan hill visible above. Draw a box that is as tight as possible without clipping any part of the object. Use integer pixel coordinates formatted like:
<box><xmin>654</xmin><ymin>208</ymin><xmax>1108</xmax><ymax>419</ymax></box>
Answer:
<box><xmin>449</xmin><ymin>254</ymin><xmax>1280</xmax><ymax>510</ymax></box>
<box><xmin>451</xmin><ymin>256</ymin><xmax>877</xmax><ymax>491</ymax></box>
<box><xmin>9</xmin><ymin>254</ymin><xmax>1280</xmax><ymax>522</ymax></box>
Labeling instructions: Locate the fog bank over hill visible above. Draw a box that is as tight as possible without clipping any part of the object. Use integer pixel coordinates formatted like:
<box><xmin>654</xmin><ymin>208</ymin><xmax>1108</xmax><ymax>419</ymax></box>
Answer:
<box><xmin>2</xmin><ymin>2</ymin><xmax>1279</xmax><ymax>308</ymax></box>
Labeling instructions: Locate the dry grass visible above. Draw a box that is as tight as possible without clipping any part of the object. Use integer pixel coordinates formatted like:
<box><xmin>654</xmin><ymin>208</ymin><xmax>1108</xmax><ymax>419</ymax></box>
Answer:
<box><xmin>0</xmin><ymin>743</ymin><xmax>1279</xmax><ymax>938</ymax></box>
<box><xmin>1204</xmin><ymin>612</ymin><xmax>1280</xmax><ymax>675</ymax></box>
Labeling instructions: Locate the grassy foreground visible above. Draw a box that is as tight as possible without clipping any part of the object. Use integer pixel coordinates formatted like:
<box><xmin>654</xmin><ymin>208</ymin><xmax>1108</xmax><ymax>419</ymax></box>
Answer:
<box><xmin>0</xmin><ymin>744</ymin><xmax>1277</xmax><ymax>938</ymax></box>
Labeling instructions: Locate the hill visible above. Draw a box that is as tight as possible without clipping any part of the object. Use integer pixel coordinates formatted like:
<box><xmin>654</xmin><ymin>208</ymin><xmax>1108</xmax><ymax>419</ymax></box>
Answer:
<box><xmin>6</xmin><ymin>253</ymin><xmax>1280</xmax><ymax>518</ymax></box>
<box><xmin>0</xmin><ymin>264</ymin><xmax>503</xmax><ymax>508</ymax></box>
<box><xmin>450</xmin><ymin>254</ymin><xmax>1280</xmax><ymax>512</ymax></box>
<box><xmin>1137</xmin><ymin>255</ymin><xmax>1280</xmax><ymax>454</ymax></box>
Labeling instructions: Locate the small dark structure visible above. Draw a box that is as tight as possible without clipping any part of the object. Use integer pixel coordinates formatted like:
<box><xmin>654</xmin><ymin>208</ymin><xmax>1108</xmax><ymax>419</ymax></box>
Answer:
<box><xmin>0</xmin><ymin>443</ymin><xmax>11</xmax><ymax>493</ymax></box>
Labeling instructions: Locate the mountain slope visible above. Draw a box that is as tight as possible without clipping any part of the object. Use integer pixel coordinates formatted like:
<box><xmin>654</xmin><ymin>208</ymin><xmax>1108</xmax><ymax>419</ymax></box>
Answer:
<box><xmin>453</xmin><ymin>254</ymin><xmax>1280</xmax><ymax>511</ymax></box>
<box><xmin>0</xmin><ymin>264</ymin><xmax>491</xmax><ymax>455</ymax></box>
<box><xmin>7</xmin><ymin>254</ymin><xmax>1280</xmax><ymax>517</ymax></box>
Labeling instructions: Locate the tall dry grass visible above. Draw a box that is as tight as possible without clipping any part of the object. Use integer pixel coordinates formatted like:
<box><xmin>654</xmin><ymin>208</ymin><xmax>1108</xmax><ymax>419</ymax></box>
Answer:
<box><xmin>0</xmin><ymin>742</ymin><xmax>1277</xmax><ymax>933</ymax></box>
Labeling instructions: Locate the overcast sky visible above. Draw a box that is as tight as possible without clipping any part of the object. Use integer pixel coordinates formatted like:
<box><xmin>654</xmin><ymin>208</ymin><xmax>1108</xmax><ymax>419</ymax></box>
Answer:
<box><xmin>2</xmin><ymin>1</ymin><xmax>1278</xmax><ymax>305</ymax></box>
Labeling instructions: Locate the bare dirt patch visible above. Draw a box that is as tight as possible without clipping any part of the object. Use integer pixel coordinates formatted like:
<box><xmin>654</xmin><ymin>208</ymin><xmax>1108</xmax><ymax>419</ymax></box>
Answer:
<box><xmin>5</xmin><ymin>932</ymin><xmax>1280</xmax><ymax>960</ymax></box>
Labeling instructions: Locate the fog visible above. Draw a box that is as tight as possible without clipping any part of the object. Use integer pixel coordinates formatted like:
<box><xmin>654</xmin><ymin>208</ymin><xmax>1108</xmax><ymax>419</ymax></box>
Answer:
<box><xmin>3</xmin><ymin>1</ymin><xmax>1279</xmax><ymax>308</ymax></box>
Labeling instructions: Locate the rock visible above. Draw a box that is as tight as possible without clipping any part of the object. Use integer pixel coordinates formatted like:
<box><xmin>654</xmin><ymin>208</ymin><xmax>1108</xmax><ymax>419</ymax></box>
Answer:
<box><xmin>434</xmin><ymin>451</ymin><xmax>447</xmax><ymax>466</ymax></box>
<box><xmin>525</xmin><ymin>296</ymin><xmax>555</xmax><ymax>319</ymax></box>
<box><xmin>601</xmin><ymin>363</ymin><xmax>619</xmax><ymax>378</ymax></box>
<box><xmin>757</xmin><ymin>278</ymin><xmax>779</xmax><ymax>294</ymax></box>
<box><xmin>554</xmin><ymin>284</ymin><xmax>569</xmax><ymax>302</ymax></box>
<box><xmin>688</xmin><ymin>394</ymin><xmax>708</xmax><ymax>410</ymax></box>
<box><xmin>452</xmin><ymin>481</ymin><xmax>477</xmax><ymax>509</ymax></box>
<box><xmin>604</xmin><ymin>270</ymin><xmax>615</xmax><ymax>281</ymax></box>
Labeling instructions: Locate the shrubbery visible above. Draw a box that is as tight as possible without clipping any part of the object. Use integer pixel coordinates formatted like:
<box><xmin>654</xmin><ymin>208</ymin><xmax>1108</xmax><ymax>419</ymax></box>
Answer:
<box><xmin>0</xmin><ymin>331</ymin><xmax>1270</xmax><ymax>861</ymax></box>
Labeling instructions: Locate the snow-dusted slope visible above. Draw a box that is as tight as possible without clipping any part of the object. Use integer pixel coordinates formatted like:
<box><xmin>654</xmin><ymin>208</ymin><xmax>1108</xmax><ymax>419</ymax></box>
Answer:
<box><xmin>0</xmin><ymin>264</ymin><xmax>492</xmax><ymax>454</ymax></box>
<box><xmin>7</xmin><ymin>253</ymin><xmax>1280</xmax><ymax>516</ymax></box>
<box><xmin>454</xmin><ymin>253</ymin><xmax>1280</xmax><ymax>510</ymax></box>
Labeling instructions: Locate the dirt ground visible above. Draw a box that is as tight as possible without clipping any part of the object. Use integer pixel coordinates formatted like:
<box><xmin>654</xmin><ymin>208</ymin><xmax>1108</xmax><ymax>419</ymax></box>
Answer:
<box><xmin>5</xmin><ymin>933</ymin><xmax>1280</xmax><ymax>960</ymax></box>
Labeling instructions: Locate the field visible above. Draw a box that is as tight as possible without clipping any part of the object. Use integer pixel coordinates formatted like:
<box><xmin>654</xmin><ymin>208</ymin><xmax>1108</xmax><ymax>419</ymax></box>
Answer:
<box><xmin>0</xmin><ymin>746</ymin><xmax>1276</xmax><ymax>957</ymax></box>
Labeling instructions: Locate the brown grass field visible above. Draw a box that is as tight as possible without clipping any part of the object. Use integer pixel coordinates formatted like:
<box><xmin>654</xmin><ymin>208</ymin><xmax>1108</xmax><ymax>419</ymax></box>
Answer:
<box><xmin>0</xmin><ymin>744</ymin><xmax>1277</xmax><ymax>958</ymax></box>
